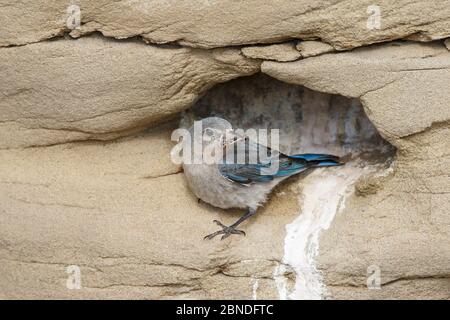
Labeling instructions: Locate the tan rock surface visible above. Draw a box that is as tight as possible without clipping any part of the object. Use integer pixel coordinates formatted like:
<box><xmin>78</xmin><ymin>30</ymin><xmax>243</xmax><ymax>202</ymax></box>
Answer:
<box><xmin>262</xmin><ymin>41</ymin><xmax>450</xmax><ymax>140</ymax></box>
<box><xmin>0</xmin><ymin>36</ymin><xmax>259</xmax><ymax>149</ymax></box>
<box><xmin>1</xmin><ymin>0</ymin><xmax>449</xmax><ymax>49</ymax></box>
<box><xmin>241</xmin><ymin>43</ymin><xmax>301</xmax><ymax>62</ymax></box>
<box><xmin>1</xmin><ymin>3</ymin><xmax>450</xmax><ymax>299</ymax></box>
<box><xmin>260</xmin><ymin>40</ymin><xmax>450</xmax><ymax>299</ymax></box>
<box><xmin>0</xmin><ymin>120</ymin><xmax>299</xmax><ymax>299</ymax></box>
<box><xmin>295</xmin><ymin>41</ymin><xmax>334</xmax><ymax>58</ymax></box>
<box><xmin>319</xmin><ymin>124</ymin><xmax>450</xmax><ymax>299</ymax></box>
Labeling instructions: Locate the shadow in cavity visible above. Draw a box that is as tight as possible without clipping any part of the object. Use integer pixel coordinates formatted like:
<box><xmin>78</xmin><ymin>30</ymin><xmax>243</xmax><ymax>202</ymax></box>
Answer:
<box><xmin>182</xmin><ymin>73</ymin><xmax>395</xmax><ymax>162</ymax></box>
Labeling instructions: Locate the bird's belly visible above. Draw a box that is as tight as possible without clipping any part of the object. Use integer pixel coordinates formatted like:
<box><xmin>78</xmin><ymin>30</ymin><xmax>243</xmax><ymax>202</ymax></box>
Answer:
<box><xmin>183</xmin><ymin>164</ymin><xmax>272</xmax><ymax>210</ymax></box>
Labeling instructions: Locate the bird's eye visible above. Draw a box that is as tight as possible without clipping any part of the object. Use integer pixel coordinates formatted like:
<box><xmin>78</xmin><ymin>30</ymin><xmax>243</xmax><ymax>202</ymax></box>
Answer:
<box><xmin>204</xmin><ymin>128</ymin><xmax>214</xmax><ymax>136</ymax></box>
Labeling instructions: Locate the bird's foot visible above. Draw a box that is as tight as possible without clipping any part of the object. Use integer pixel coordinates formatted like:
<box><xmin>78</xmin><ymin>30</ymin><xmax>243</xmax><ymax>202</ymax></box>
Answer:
<box><xmin>204</xmin><ymin>220</ymin><xmax>246</xmax><ymax>240</ymax></box>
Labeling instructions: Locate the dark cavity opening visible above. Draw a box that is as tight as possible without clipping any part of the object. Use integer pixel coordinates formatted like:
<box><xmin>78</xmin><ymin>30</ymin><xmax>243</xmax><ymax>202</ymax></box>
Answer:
<box><xmin>182</xmin><ymin>73</ymin><xmax>395</xmax><ymax>163</ymax></box>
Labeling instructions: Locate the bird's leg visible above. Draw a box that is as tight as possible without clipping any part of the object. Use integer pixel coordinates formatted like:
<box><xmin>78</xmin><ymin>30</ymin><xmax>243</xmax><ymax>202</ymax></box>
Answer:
<box><xmin>204</xmin><ymin>209</ymin><xmax>256</xmax><ymax>240</ymax></box>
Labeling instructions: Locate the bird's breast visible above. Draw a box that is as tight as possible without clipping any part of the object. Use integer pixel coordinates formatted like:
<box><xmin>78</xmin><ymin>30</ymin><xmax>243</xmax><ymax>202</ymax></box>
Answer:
<box><xmin>183</xmin><ymin>163</ymin><xmax>272</xmax><ymax>210</ymax></box>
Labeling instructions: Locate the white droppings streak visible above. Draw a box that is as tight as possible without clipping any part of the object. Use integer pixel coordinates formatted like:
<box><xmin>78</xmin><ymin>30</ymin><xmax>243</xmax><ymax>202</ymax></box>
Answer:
<box><xmin>280</xmin><ymin>162</ymin><xmax>379</xmax><ymax>300</ymax></box>
<box><xmin>273</xmin><ymin>263</ymin><xmax>288</xmax><ymax>300</ymax></box>
<box><xmin>251</xmin><ymin>278</ymin><xmax>259</xmax><ymax>300</ymax></box>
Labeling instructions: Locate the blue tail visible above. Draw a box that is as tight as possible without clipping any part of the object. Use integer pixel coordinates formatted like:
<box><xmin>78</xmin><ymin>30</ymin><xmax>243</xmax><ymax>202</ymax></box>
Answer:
<box><xmin>220</xmin><ymin>152</ymin><xmax>343</xmax><ymax>184</ymax></box>
<box><xmin>288</xmin><ymin>153</ymin><xmax>339</xmax><ymax>162</ymax></box>
<box><xmin>288</xmin><ymin>153</ymin><xmax>341</xmax><ymax>168</ymax></box>
<box><xmin>274</xmin><ymin>153</ymin><xmax>341</xmax><ymax>178</ymax></box>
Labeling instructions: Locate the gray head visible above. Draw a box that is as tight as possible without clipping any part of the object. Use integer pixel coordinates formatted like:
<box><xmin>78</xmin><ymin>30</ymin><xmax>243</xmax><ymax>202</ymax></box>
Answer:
<box><xmin>199</xmin><ymin>117</ymin><xmax>232</xmax><ymax>132</ymax></box>
<box><xmin>189</xmin><ymin>117</ymin><xmax>233</xmax><ymax>143</ymax></box>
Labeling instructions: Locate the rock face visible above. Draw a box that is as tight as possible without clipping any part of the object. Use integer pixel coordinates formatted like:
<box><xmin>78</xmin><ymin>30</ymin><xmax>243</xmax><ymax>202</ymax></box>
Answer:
<box><xmin>241</xmin><ymin>43</ymin><xmax>302</xmax><ymax>62</ymax></box>
<box><xmin>0</xmin><ymin>36</ymin><xmax>259</xmax><ymax>149</ymax></box>
<box><xmin>296</xmin><ymin>41</ymin><xmax>335</xmax><ymax>58</ymax></box>
<box><xmin>260</xmin><ymin>41</ymin><xmax>450</xmax><ymax>299</ymax></box>
<box><xmin>262</xmin><ymin>41</ymin><xmax>450</xmax><ymax>140</ymax></box>
<box><xmin>1</xmin><ymin>0</ymin><xmax>450</xmax><ymax>300</ymax></box>
<box><xmin>0</xmin><ymin>121</ymin><xmax>298</xmax><ymax>299</ymax></box>
<box><xmin>320</xmin><ymin>124</ymin><xmax>450</xmax><ymax>299</ymax></box>
<box><xmin>1</xmin><ymin>0</ymin><xmax>449</xmax><ymax>49</ymax></box>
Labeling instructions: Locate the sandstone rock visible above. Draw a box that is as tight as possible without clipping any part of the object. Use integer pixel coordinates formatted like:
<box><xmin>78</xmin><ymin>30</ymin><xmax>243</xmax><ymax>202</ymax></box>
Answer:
<box><xmin>0</xmin><ymin>36</ymin><xmax>259</xmax><ymax>149</ymax></box>
<box><xmin>241</xmin><ymin>43</ymin><xmax>301</xmax><ymax>62</ymax></box>
<box><xmin>184</xmin><ymin>47</ymin><xmax>449</xmax><ymax>300</ymax></box>
<box><xmin>1</xmin><ymin>2</ymin><xmax>450</xmax><ymax>299</ymax></box>
<box><xmin>262</xmin><ymin>41</ymin><xmax>450</xmax><ymax>141</ymax></box>
<box><xmin>0</xmin><ymin>119</ymin><xmax>300</xmax><ymax>299</ymax></box>
<box><xmin>295</xmin><ymin>41</ymin><xmax>334</xmax><ymax>58</ymax></box>
<box><xmin>1</xmin><ymin>1</ymin><xmax>449</xmax><ymax>49</ymax></box>
<box><xmin>318</xmin><ymin>123</ymin><xmax>450</xmax><ymax>299</ymax></box>
<box><xmin>256</xmin><ymin>41</ymin><xmax>450</xmax><ymax>299</ymax></box>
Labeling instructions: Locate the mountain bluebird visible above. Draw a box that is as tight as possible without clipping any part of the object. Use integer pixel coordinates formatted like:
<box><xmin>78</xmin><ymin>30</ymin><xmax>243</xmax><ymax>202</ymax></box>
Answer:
<box><xmin>182</xmin><ymin>117</ymin><xmax>342</xmax><ymax>240</ymax></box>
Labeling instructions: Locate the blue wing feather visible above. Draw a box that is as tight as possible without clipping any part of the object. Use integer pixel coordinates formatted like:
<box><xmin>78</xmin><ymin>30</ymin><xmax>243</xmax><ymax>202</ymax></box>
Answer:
<box><xmin>287</xmin><ymin>153</ymin><xmax>339</xmax><ymax>161</ymax></box>
<box><xmin>218</xmin><ymin>138</ymin><xmax>341</xmax><ymax>184</ymax></box>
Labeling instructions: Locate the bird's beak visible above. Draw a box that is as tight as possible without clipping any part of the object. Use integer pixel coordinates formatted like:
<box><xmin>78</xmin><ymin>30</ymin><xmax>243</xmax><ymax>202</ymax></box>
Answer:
<box><xmin>221</xmin><ymin>129</ymin><xmax>245</xmax><ymax>147</ymax></box>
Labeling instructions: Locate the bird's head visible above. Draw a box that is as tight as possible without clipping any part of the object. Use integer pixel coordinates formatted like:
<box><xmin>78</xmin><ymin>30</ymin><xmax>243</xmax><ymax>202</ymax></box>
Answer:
<box><xmin>189</xmin><ymin>117</ymin><xmax>234</xmax><ymax>146</ymax></box>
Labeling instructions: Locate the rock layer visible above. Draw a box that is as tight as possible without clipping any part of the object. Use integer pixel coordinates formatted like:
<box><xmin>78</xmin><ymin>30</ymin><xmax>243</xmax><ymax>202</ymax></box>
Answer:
<box><xmin>260</xmin><ymin>40</ymin><xmax>450</xmax><ymax>299</ymax></box>
<box><xmin>0</xmin><ymin>36</ymin><xmax>259</xmax><ymax>149</ymax></box>
<box><xmin>295</xmin><ymin>41</ymin><xmax>335</xmax><ymax>58</ymax></box>
<box><xmin>1</xmin><ymin>0</ymin><xmax>449</xmax><ymax>49</ymax></box>
<box><xmin>0</xmin><ymin>121</ymin><xmax>298</xmax><ymax>299</ymax></box>
<box><xmin>241</xmin><ymin>43</ymin><xmax>301</xmax><ymax>62</ymax></box>
<box><xmin>319</xmin><ymin>123</ymin><xmax>450</xmax><ymax>299</ymax></box>
<box><xmin>262</xmin><ymin>41</ymin><xmax>450</xmax><ymax>141</ymax></box>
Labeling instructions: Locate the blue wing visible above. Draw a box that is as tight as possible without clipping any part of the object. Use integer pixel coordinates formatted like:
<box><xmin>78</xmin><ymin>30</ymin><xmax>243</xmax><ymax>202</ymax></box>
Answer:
<box><xmin>218</xmin><ymin>138</ymin><xmax>339</xmax><ymax>185</ymax></box>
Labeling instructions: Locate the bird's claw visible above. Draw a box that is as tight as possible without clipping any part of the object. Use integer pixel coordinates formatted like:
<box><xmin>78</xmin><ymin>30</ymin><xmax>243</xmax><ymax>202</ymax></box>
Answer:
<box><xmin>204</xmin><ymin>220</ymin><xmax>246</xmax><ymax>240</ymax></box>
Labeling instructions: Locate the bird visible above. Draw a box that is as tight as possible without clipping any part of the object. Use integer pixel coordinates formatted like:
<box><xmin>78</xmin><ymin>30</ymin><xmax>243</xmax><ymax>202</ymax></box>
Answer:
<box><xmin>182</xmin><ymin>117</ymin><xmax>343</xmax><ymax>240</ymax></box>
